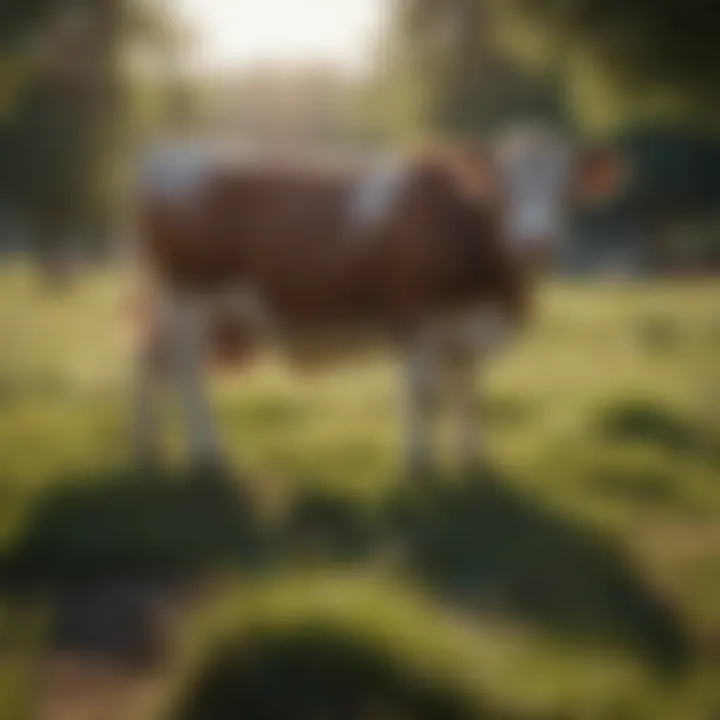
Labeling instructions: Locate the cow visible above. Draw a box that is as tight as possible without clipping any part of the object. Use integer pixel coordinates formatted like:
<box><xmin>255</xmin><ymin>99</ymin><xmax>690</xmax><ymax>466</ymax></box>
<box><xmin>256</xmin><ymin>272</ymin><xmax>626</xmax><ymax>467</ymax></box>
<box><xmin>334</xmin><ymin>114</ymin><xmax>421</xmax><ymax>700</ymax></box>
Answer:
<box><xmin>130</xmin><ymin>126</ymin><xmax>627</xmax><ymax>481</ymax></box>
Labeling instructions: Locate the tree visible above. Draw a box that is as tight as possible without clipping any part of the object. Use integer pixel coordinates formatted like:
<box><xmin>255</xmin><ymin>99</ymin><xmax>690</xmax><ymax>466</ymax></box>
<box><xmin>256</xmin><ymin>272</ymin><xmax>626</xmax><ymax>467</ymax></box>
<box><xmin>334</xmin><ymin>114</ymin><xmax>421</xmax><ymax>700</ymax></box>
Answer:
<box><xmin>497</xmin><ymin>0</ymin><xmax>720</xmax><ymax>132</ymax></box>
<box><xmin>366</xmin><ymin>0</ymin><xmax>563</xmax><ymax>142</ymax></box>
<box><xmin>0</xmin><ymin>1</ymin><xmax>125</xmax><ymax>274</ymax></box>
<box><xmin>595</xmin><ymin>126</ymin><xmax>720</xmax><ymax>271</ymax></box>
<box><xmin>0</xmin><ymin>0</ymin><xmax>190</xmax><ymax>276</ymax></box>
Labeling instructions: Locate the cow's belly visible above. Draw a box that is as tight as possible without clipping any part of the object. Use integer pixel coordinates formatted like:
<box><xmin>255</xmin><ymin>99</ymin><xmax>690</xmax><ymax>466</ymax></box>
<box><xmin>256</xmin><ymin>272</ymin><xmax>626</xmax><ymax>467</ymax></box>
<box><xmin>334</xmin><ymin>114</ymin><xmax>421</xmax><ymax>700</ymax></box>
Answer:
<box><xmin>212</xmin><ymin>316</ymin><xmax>397</xmax><ymax>368</ymax></box>
<box><xmin>203</xmin><ymin>287</ymin><xmax>513</xmax><ymax>369</ymax></box>
<box><xmin>195</xmin><ymin>285</ymin><xmax>383</xmax><ymax>366</ymax></box>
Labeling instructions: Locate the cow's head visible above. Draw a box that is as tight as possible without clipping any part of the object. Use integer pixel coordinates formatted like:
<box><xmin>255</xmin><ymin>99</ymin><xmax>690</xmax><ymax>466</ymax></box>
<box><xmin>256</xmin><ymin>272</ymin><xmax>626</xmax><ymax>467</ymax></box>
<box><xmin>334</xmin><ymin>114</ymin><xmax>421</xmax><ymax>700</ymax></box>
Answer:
<box><xmin>491</xmin><ymin>124</ymin><xmax>629</xmax><ymax>271</ymax></box>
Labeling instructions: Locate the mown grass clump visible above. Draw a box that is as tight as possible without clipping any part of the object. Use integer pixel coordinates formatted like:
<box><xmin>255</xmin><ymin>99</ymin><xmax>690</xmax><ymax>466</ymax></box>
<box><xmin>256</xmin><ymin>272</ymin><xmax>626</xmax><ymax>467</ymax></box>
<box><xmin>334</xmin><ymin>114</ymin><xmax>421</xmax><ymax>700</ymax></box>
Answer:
<box><xmin>171</xmin><ymin>623</ymin><xmax>486</xmax><ymax>720</ymax></box>
<box><xmin>163</xmin><ymin>577</ymin><xmax>559</xmax><ymax>720</ymax></box>
<box><xmin>595</xmin><ymin>398</ymin><xmax>699</xmax><ymax>454</ymax></box>
<box><xmin>636</xmin><ymin>316</ymin><xmax>683</xmax><ymax>354</ymax></box>
<box><xmin>584</xmin><ymin>448</ymin><xmax>682</xmax><ymax>505</ymax></box>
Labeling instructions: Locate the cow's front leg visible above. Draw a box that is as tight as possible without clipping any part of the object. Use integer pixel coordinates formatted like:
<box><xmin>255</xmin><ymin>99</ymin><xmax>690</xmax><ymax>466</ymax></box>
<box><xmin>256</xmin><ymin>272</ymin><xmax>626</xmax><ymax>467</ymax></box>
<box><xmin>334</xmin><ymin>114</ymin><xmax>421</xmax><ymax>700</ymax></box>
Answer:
<box><xmin>445</xmin><ymin>349</ymin><xmax>487</xmax><ymax>477</ymax></box>
<box><xmin>168</xmin><ymin>295</ymin><xmax>226</xmax><ymax>478</ymax></box>
<box><xmin>131</xmin><ymin>293</ymin><xmax>172</xmax><ymax>474</ymax></box>
<box><xmin>403</xmin><ymin>336</ymin><xmax>441</xmax><ymax>484</ymax></box>
<box><xmin>446</xmin><ymin>311</ymin><xmax>511</xmax><ymax>478</ymax></box>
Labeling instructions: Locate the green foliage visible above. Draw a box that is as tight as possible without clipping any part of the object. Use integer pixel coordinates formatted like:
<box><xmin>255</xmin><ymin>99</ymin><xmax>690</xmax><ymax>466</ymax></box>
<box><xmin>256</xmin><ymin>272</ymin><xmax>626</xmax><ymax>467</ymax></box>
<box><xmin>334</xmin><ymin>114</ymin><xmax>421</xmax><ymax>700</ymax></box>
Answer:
<box><xmin>614</xmin><ymin>126</ymin><xmax>720</xmax><ymax>219</ymax></box>
<box><xmin>595</xmin><ymin>398</ymin><xmax>699</xmax><ymax>454</ymax></box>
<box><xmin>0</xmin><ymin>0</ymin><xmax>189</xmax><ymax>263</ymax></box>
<box><xmin>499</xmin><ymin>0</ymin><xmax>720</xmax><ymax>131</ymax></box>
<box><xmin>0</xmin><ymin>1</ymin><xmax>122</xmax><ymax>261</ymax></box>
<box><xmin>380</xmin><ymin>1</ymin><xmax>720</xmax><ymax>144</ymax></box>
<box><xmin>370</xmin><ymin>0</ymin><xmax>563</xmax><ymax>141</ymax></box>
<box><xmin>167</xmin><ymin>581</ymin><xmax>492</xmax><ymax>720</ymax></box>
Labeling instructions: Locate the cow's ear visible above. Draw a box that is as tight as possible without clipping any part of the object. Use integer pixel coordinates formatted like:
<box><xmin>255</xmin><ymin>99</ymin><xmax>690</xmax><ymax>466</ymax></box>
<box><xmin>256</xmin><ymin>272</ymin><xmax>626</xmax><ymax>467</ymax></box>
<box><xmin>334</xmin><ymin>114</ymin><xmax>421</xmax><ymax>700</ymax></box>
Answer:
<box><xmin>575</xmin><ymin>148</ymin><xmax>630</xmax><ymax>203</ymax></box>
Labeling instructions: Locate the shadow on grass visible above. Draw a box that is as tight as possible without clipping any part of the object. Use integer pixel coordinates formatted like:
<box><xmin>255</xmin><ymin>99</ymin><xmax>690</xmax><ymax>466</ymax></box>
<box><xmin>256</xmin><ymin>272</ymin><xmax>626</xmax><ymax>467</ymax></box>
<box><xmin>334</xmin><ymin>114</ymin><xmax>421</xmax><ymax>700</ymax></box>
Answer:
<box><xmin>173</xmin><ymin>626</ymin><xmax>495</xmax><ymax>720</ymax></box>
<box><xmin>388</xmin><ymin>473</ymin><xmax>688</xmax><ymax>675</ymax></box>
<box><xmin>0</xmin><ymin>465</ymin><xmax>689</xmax><ymax>676</ymax></box>
<box><xmin>596</xmin><ymin>398</ymin><xmax>700</xmax><ymax>454</ymax></box>
<box><xmin>0</xmin><ymin>470</ymin><xmax>270</xmax><ymax>591</ymax></box>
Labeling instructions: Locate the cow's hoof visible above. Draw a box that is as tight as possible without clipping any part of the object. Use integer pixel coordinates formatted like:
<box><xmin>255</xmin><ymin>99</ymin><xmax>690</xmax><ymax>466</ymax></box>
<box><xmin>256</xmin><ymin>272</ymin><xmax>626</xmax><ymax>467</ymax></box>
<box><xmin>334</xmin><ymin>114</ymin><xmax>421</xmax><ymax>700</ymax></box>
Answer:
<box><xmin>460</xmin><ymin>456</ymin><xmax>494</xmax><ymax>484</ymax></box>
<box><xmin>189</xmin><ymin>456</ymin><xmax>234</xmax><ymax>488</ymax></box>
<box><xmin>134</xmin><ymin>452</ymin><xmax>163</xmax><ymax>480</ymax></box>
<box><xmin>408</xmin><ymin>461</ymin><xmax>440</xmax><ymax>490</ymax></box>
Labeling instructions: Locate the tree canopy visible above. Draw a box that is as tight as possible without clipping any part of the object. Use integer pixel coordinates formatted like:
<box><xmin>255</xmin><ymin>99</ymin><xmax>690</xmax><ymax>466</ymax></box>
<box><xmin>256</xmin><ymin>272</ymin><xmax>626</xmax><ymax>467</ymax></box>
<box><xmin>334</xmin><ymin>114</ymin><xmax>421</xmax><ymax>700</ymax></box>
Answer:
<box><xmin>378</xmin><ymin>0</ymin><xmax>720</xmax><ymax>137</ymax></box>
<box><xmin>497</xmin><ymin>0</ymin><xmax>720</xmax><ymax>132</ymax></box>
<box><xmin>0</xmin><ymin>0</ymin><xmax>189</xmax><ymax>267</ymax></box>
<box><xmin>365</xmin><ymin>0</ymin><xmax>563</xmax><ymax>143</ymax></box>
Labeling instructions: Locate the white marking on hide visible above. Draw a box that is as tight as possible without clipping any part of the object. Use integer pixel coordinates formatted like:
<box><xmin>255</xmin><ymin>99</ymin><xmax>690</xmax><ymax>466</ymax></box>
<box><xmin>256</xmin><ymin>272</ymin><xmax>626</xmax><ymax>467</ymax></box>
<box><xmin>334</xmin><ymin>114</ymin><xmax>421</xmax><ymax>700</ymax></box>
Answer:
<box><xmin>493</xmin><ymin>124</ymin><xmax>573</xmax><ymax>249</ymax></box>
<box><xmin>348</xmin><ymin>158</ymin><xmax>408</xmax><ymax>232</ymax></box>
<box><xmin>404</xmin><ymin>333</ymin><xmax>440</xmax><ymax>477</ymax></box>
<box><xmin>139</xmin><ymin>142</ymin><xmax>220</xmax><ymax>200</ymax></box>
<box><xmin>168</xmin><ymin>294</ymin><xmax>223</xmax><ymax>462</ymax></box>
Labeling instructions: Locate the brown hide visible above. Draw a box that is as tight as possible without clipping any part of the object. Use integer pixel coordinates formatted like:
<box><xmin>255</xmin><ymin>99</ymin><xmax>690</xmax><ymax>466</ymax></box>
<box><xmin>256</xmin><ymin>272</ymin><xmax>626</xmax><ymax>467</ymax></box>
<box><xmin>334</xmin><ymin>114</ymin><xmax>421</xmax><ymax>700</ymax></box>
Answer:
<box><xmin>137</xmin><ymin>151</ymin><xmax>528</xmax><ymax>362</ymax></box>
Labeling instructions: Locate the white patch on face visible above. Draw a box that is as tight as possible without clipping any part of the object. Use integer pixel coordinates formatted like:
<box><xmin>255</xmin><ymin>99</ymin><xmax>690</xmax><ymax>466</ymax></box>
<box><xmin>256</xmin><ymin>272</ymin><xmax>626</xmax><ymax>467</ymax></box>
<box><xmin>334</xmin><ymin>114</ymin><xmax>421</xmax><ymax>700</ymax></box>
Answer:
<box><xmin>348</xmin><ymin>158</ymin><xmax>408</xmax><ymax>232</ymax></box>
<box><xmin>494</xmin><ymin>127</ymin><xmax>574</xmax><ymax>250</ymax></box>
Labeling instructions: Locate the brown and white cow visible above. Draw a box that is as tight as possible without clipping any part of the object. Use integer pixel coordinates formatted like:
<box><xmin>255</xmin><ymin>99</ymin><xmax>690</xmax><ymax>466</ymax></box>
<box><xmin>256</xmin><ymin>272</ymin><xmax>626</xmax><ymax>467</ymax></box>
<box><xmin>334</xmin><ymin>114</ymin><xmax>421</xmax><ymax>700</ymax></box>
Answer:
<box><xmin>131</xmin><ymin>126</ymin><xmax>626</xmax><ymax>479</ymax></box>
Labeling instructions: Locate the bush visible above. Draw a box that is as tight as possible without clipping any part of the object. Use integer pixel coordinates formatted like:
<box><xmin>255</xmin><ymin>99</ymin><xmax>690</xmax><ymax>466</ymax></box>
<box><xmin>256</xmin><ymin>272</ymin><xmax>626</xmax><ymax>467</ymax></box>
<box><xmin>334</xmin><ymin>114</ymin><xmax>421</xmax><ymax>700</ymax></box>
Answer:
<box><xmin>162</xmin><ymin>579</ymin><xmax>526</xmax><ymax>720</ymax></box>
<box><xmin>172</xmin><ymin>625</ymin><xmax>482</xmax><ymax>720</ymax></box>
<box><xmin>596</xmin><ymin>399</ymin><xmax>698</xmax><ymax>454</ymax></box>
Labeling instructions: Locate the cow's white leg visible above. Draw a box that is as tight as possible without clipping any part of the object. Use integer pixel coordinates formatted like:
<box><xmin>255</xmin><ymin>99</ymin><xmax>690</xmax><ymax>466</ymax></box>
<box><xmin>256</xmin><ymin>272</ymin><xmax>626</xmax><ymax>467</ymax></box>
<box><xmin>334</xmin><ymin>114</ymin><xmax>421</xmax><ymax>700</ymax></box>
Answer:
<box><xmin>133</xmin><ymin>342</ymin><xmax>163</xmax><ymax>470</ymax></box>
<box><xmin>445</xmin><ymin>350</ymin><xmax>486</xmax><ymax>474</ymax></box>
<box><xmin>132</xmin><ymin>298</ymin><xmax>170</xmax><ymax>471</ymax></box>
<box><xmin>403</xmin><ymin>336</ymin><xmax>440</xmax><ymax>482</ymax></box>
<box><xmin>446</xmin><ymin>311</ymin><xmax>510</xmax><ymax>476</ymax></box>
<box><xmin>168</xmin><ymin>295</ymin><xmax>225</xmax><ymax>474</ymax></box>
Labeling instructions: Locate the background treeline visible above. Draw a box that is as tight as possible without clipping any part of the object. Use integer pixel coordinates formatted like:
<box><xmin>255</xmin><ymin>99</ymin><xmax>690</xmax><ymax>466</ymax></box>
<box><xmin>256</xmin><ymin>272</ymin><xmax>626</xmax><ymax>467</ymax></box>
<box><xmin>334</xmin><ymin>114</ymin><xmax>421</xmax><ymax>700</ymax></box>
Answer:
<box><xmin>1</xmin><ymin>0</ymin><xmax>720</xmax><ymax>272</ymax></box>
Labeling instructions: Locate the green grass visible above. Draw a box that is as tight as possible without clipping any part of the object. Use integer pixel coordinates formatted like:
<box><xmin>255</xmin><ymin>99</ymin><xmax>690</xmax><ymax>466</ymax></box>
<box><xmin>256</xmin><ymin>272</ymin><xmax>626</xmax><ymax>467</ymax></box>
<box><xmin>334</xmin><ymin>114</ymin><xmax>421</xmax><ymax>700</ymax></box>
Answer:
<box><xmin>0</xmin><ymin>266</ymin><xmax>719</xmax><ymax>718</ymax></box>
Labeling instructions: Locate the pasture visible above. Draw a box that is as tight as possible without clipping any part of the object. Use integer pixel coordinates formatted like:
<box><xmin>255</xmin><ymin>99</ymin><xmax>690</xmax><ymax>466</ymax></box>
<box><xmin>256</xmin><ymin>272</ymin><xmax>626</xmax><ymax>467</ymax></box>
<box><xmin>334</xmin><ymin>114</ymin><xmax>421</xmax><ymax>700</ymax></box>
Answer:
<box><xmin>0</xmin><ymin>266</ymin><xmax>719</xmax><ymax>718</ymax></box>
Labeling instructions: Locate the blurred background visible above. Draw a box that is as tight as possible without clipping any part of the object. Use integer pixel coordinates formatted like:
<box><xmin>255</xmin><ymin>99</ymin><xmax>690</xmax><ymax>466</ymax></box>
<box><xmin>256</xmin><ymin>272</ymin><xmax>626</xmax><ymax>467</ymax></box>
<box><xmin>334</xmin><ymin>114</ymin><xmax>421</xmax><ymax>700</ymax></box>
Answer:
<box><xmin>0</xmin><ymin>1</ymin><xmax>719</xmax><ymax>718</ymax></box>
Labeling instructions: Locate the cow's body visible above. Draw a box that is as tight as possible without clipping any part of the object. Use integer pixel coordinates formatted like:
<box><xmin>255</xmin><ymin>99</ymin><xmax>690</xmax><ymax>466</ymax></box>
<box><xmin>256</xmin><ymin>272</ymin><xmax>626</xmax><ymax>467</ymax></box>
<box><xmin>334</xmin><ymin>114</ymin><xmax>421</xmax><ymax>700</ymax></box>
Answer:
<box><xmin>131</xmin><ymin>129</ymin><xmax>625</xmax><ymax>478</ymax></box>
<box><xmin>137</xmin><ymin>152</ymin><xmax>525</xmax><ymax>359</ymax></box>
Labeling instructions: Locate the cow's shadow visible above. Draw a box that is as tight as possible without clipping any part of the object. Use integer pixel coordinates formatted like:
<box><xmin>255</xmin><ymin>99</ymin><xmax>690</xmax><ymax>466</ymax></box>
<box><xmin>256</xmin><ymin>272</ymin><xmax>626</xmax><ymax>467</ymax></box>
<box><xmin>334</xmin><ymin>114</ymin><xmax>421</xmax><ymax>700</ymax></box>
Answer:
<box><xmin>0</xmin><ymin>469</ymin><xmax>270</xmax><ymax>590</ymax></box>
<box><xmin>0</xmin><ymin>464</ymin><xmax>688</xmax><ymax>675</ymax></box>
<box><xmin>385</xmin><ymin>473</ymin><xmax>688</xmax><ymax>675</ymax></box>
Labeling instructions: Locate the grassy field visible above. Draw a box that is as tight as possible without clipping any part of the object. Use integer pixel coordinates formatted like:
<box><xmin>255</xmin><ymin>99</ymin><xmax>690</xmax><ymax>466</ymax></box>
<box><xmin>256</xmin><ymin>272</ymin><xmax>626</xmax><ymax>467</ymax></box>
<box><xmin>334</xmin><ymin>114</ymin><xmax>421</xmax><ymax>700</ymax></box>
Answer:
<box><xmin>0</xmin><ymin>265</ymin><xmax>719</xmax><ymax>718</ymax></box>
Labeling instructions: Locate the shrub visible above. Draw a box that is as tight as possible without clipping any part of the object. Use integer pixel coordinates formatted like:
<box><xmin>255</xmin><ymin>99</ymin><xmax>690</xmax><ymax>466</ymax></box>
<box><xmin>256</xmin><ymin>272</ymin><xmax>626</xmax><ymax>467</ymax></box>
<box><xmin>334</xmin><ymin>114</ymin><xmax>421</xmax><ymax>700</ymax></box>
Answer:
<box><xmin>596</xmin><ymin>399</ymin><xmax>697</xmax><ymax>454</ymax></box>
<box><xmin>162</xmin><ymin>578</ymin><xmax>524</xmax><ymax>720</ymax></box>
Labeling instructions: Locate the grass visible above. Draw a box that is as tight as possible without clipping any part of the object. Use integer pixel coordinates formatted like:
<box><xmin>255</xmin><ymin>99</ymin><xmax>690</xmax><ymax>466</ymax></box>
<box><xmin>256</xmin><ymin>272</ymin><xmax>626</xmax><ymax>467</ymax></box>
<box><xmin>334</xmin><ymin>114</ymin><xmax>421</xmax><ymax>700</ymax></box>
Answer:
<box><xmin>0</xmin><ymin>266</ymin><xmax>719</xmax><ymax>718</ymax></box>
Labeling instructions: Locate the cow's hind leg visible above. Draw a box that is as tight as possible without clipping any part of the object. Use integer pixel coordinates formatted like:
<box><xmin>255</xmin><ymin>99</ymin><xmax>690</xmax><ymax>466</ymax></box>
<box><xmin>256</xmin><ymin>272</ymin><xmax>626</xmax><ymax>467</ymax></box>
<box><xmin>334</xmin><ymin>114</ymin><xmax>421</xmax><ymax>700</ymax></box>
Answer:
<box><xmin>445</xmin><ymin>349</ymin><xmax>487</xmax><ymax>479</ymax></box>
<box><xmin>403</xmin><ymin>336</ymin><xmax>441</xmax><ymax>485</ymax></box>
<box><xmin>168</xmin><ymin>295</ymin><xmax>227</xmax><ymax>480</ymax></box>
<box><xmin>133</xmin><ymin>334</ymin><xmax>165</xmax><ymax>474</ymax></box>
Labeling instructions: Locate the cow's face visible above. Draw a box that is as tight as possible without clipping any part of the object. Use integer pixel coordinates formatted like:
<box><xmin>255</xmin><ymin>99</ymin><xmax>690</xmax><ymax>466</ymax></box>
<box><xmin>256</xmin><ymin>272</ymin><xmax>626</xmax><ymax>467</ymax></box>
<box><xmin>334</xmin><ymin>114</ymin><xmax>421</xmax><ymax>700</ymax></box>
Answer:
<box><xmin>493</xmin><ymin>126</ymin><xmax>627</xmax><ymax>270</ymax></box>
